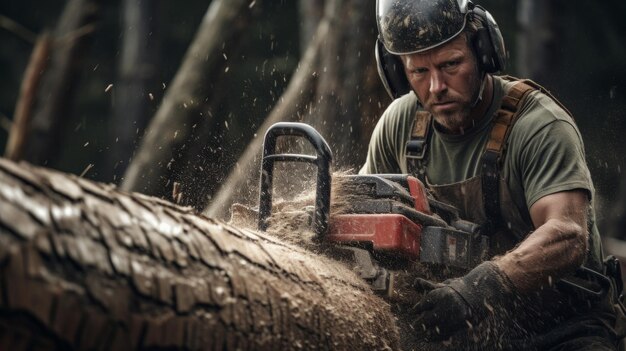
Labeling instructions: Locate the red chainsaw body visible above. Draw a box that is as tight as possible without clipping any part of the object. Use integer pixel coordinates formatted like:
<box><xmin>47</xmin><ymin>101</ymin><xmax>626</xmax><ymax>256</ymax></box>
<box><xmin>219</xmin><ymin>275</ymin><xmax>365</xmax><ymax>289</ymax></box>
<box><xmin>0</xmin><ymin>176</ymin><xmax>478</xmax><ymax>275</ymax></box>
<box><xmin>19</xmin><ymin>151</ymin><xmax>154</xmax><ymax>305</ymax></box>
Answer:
<box><xmin>328</xmin><ymin>214</ymin><xmax>423</xmax><ymax>259</ymax></box>
<box><xmin>259</xmin><ymin>123</ymin><xmax>483</xmax><ymax>287</ymax></box>
<box><xmin>327</xmin><ymin>176</ymin><xmax>431</xmax><ymax>260</ymax></box>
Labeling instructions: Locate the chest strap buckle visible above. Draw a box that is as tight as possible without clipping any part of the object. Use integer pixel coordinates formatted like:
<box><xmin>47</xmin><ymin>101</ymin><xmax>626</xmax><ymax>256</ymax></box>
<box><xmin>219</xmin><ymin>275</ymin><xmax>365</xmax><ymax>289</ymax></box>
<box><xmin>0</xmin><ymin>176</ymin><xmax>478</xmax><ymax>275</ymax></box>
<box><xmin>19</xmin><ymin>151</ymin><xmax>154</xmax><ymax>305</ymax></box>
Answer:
<box><xmin>406</xmin><ymin>139</ymin><xmax>428</xmax><ymax>160</ymax></box>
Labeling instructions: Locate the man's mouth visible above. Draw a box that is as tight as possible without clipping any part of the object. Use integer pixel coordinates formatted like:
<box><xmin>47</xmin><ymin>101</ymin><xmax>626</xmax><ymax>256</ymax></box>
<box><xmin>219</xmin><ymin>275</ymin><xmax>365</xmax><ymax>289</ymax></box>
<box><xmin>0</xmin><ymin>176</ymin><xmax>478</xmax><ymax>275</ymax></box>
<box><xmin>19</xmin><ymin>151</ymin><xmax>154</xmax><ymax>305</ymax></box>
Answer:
<box><xmin>431</xmin><ymin>101</ymin><xmax>457</xmax><ymax>110</ymax></box>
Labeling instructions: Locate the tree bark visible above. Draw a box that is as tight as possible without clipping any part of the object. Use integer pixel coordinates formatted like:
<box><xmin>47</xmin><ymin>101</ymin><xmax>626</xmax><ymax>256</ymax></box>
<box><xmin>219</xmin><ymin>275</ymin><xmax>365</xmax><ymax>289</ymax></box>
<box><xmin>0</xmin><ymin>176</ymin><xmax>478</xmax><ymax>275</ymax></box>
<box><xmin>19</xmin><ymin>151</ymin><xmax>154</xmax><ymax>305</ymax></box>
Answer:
<box><xmin>0</xmin><ymin>158</ymin><xmax>400</xmax><ymax>350</ymax></box>
<box><xmin>109</xmin><ymin>0</ymin><xmax>160</xmax><ymax>182</ymax></box>
<box><xmin>21</xmin><ymin>0</ymin><xmax>103</xmax><ymax>165</ymax></box>
<box><xmin>120</xmin><ymin>0</ymin><xmax>255</xmax><ymax>198</ymax></box>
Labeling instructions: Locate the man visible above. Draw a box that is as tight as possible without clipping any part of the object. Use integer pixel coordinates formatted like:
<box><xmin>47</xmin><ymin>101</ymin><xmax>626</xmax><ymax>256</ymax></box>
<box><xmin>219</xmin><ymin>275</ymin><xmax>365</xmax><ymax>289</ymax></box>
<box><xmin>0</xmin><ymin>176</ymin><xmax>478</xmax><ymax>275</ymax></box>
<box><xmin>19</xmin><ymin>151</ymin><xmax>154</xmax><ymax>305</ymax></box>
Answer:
<box><xmin>361</xmin><ymin>0</ymin><xmax>622</xmax><ymax>349</ymax></box>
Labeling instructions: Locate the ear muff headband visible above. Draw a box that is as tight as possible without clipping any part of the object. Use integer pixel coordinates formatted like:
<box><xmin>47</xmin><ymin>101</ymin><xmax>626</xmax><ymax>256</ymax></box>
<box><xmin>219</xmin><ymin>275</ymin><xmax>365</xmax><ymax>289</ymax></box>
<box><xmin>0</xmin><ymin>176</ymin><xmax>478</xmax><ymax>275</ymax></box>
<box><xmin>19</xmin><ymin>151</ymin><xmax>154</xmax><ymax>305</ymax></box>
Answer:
<box><xmin>375</xmin><ymin>39</ymin><xmax>411</xmax><ymax>99</ymax></box>
<box><xmin>471</xmin><ymin>5</ymin><xmax>507</xmax><ymax>73</ymax></box>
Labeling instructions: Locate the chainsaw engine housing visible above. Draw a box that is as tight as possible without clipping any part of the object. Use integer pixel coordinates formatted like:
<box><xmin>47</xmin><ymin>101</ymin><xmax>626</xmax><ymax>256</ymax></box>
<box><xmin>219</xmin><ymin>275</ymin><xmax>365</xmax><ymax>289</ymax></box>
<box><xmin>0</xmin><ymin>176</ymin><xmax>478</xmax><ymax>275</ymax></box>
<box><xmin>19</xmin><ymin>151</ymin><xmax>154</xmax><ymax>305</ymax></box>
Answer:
<box><xmin>328</xmin><ymin>174</ymin><xmax>488</xmax><ymax>269</ymax></box>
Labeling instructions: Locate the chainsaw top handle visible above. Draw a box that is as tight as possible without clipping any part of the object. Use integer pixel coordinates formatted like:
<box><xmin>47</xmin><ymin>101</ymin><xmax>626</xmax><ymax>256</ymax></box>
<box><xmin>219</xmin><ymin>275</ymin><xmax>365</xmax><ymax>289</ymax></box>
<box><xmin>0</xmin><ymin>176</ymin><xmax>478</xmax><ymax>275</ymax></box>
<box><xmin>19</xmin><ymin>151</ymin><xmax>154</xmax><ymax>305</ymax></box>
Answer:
<box><xmin>258</xmin><ymin>122</ymin><xmax>333</xmax><ymax>237</ymax></box>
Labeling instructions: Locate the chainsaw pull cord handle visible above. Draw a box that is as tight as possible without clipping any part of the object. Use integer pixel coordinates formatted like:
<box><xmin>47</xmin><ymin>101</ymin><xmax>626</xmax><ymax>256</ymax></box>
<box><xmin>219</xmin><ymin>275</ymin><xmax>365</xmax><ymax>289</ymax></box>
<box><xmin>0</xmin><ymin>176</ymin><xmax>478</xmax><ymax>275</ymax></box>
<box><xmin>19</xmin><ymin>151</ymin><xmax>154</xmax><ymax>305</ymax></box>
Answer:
<box><xmin>258</xmin><ymin>122</ymin><xmax>333</xmax><ymax>237</ymax></box>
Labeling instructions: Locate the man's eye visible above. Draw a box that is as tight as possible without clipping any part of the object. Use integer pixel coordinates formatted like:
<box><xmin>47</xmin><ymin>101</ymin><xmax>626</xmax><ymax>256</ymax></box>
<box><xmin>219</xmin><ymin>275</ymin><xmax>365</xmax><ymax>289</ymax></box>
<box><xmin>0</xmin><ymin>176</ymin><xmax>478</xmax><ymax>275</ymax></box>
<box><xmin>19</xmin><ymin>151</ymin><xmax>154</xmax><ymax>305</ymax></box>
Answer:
<box><xmin>443</xmin><ymin>60</ymin><xmax>459</xmax><ymax>68</ymax></box>
<box><xmin>412</xmin><ymin>68</ymin><xmax>428</xmax><ymax>74</ymax></box>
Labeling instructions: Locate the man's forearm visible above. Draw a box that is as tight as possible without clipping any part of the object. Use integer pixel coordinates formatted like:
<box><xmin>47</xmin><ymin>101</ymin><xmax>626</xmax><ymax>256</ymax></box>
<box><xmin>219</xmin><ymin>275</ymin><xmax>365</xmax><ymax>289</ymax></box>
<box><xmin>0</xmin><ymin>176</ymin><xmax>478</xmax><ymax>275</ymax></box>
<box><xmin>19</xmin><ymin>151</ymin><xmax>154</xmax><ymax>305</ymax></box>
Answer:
<box><xmin>494</xmin><ymin>218</ymin><xmax>588</xmax><ymax>292</ymax></box>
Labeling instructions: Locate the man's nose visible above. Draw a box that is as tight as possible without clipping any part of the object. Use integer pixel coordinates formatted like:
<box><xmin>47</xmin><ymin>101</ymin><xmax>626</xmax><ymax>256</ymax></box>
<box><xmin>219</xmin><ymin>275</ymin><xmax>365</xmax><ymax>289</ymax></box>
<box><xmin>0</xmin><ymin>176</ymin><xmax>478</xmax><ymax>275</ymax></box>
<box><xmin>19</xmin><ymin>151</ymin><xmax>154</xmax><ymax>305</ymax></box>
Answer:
<box><xmin>429</xmin><ymin>70</ymin><xmax>447</xmax><ymax>95</ymax></box>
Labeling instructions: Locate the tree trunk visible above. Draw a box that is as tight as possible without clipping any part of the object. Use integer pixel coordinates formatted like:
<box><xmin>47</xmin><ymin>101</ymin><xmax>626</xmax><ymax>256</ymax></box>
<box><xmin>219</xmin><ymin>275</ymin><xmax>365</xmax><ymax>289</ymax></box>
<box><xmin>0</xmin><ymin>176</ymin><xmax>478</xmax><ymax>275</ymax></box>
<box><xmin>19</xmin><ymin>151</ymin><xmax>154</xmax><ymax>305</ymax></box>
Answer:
<box><xmin>120</xmin><ymin>0</ymin><xmax>256</xmax><ymax>199</ymax></box>
<box><xmin>109</xmin><ymin>0</ymin><xmax>160</xmax><ymax>182</ymax></box>
<box><xmin>603</xmin><ymin>175</ymin><xmax>626</xmax><ymax>284</ymax></box>
<box><xmin>516</xmin><ymin>0</ymin><xmax>555</xmax><ymax>81</ymax></box>
<box><xmin>20</xmin><ymin>0</ymin><xmax>103</xmax><ymax>165</ymax></box>
<box><xmin>0</xmin><ymin>158</ymin><xmax>400</xmax><ymax>350</ymax></box>
<box><xmin>298</xmin><ymin>0</ymin><xmax>324</xmax><ymax>54</ymax></box>
<box><xmin>308</xmin><ymin>0</ymin><xmax>385</xmax><ymax>168</ymax></box>
<box><xmin>608</xmin><ymin>175</ymin><xmax>626</xmax><ymax>240</ymax></box>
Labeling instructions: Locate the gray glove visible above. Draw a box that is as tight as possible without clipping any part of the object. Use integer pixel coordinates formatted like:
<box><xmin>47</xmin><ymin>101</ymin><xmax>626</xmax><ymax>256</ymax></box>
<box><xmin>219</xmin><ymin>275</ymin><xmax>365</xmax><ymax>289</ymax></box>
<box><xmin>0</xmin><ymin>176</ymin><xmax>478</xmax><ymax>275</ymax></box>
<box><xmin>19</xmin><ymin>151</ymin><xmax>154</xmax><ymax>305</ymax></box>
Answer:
<box><xmin>413</xmin><ymin>261</ymin><xmax>515</xmax><ymax>341</ymax></box>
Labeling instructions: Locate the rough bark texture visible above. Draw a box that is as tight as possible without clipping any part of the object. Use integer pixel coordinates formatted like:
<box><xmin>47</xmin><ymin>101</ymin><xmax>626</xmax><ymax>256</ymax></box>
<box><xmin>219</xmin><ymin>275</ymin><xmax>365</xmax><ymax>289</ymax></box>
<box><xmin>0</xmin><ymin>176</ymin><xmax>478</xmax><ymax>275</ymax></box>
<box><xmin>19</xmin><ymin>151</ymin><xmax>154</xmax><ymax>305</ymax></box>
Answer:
<box><xmin>0</xmin><ymin>158</ymin><xmax>400</xmax><ymax>350</ymax></box>
<box><xmin>121</xmin><ymin>0</ymin><xmax>255</xmax><ymax>199</ymax></box>
<box><xmin>21</xmin><ymin>0</ymin><xmax>103</xmax><ymax>165</ymax></box>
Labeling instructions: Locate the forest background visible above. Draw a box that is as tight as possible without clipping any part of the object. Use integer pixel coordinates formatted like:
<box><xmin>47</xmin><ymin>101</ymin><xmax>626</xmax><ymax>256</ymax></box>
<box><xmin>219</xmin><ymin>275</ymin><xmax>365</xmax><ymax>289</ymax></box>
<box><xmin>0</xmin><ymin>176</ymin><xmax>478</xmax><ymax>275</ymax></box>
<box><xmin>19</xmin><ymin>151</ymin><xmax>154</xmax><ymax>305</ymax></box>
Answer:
<box><xmin>1</xmin><ymin>0</ymin><xmax>625</xmax><ymax>238</ymax></box>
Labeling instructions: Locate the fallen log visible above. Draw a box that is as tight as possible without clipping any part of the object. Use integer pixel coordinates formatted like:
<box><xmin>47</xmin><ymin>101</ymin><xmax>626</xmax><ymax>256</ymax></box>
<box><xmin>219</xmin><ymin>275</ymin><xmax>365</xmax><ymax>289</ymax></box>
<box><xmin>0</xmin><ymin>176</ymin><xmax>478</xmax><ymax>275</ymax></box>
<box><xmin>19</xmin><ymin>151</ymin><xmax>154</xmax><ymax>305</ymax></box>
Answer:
<box><xmin>0</xmin><ymin>158</ymin><xmax>400</xmax><ymax>350</ymax></box>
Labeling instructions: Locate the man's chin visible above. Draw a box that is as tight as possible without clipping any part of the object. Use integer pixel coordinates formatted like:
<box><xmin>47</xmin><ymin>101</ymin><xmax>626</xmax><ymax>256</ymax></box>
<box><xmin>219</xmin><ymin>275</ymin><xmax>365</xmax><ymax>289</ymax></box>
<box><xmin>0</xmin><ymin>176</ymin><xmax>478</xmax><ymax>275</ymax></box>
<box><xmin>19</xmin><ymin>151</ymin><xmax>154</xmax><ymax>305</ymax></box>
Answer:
<box><xmin>433</xmin><ymin>112</ymin><xmax>467</xmax><ymax>133</ymax></box>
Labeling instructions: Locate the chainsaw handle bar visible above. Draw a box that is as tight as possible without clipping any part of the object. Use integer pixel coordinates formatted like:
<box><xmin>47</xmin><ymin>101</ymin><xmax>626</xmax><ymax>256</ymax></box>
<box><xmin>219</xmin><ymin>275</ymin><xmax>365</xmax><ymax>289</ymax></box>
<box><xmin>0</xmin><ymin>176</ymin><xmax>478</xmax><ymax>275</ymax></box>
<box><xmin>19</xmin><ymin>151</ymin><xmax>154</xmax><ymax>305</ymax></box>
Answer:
<box><xmin>258</xmin><ymin>122</ymin><xmax>333</xmax><ymax>236</ymax></box>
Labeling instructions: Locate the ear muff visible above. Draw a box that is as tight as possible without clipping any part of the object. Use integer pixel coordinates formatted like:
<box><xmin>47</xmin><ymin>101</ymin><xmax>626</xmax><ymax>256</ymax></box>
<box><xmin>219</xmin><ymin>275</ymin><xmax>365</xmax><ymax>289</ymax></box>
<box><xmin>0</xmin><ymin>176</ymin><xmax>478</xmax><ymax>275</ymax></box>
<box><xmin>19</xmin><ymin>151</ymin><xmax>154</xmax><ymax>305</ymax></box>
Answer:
<box><xmin>470</xmin><ymin>5</ymin><xmax>507</xmax><ymax>73</ymax></box>
<box><xmin>375</xmin><ymin>38</ymin><xmax>411</xmax><ymax>99</ymax></box>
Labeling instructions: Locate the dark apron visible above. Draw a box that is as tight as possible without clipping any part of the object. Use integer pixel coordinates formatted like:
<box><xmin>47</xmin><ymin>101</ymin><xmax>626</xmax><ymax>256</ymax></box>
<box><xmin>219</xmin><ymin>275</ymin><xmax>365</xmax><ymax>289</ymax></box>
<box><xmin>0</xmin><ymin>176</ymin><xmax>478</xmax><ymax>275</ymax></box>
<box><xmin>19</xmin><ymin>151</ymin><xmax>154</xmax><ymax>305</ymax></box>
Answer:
<box><xmin>428</xmin><ymin>176</ymin><xmax>530</xmax><ymax>256</ymax></box>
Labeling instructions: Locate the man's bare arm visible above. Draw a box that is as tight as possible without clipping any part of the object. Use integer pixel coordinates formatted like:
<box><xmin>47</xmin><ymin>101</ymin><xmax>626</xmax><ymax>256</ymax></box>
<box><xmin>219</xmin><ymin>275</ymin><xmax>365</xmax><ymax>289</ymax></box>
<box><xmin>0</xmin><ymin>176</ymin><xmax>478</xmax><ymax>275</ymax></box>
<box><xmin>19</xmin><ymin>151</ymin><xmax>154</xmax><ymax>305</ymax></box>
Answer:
<box><xmin>495</xmin><ymin>190</ymin><xmax>589</xmax><ymax>292</ymax></box>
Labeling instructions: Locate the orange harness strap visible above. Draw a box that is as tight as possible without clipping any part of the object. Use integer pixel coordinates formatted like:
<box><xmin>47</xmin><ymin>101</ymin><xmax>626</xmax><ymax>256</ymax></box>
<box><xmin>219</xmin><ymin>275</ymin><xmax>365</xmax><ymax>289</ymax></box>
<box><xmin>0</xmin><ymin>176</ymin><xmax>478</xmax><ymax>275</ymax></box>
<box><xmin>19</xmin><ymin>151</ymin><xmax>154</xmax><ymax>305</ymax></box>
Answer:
<box><xmin>482</xmin><ymin>77</ymin><xmax>542</xmax><ymax>234</ymax></box>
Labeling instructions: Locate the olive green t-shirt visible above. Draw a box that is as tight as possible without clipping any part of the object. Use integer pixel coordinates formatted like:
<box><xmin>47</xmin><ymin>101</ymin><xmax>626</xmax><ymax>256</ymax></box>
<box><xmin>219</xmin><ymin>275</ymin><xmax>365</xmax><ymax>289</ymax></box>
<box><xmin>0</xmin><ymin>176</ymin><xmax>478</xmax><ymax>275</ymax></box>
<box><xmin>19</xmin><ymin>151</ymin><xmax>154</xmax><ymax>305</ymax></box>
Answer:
<box><xmin>360</xmin><ymin>75</ymin><xmax>603</xmax><ymax>268</ymax></box>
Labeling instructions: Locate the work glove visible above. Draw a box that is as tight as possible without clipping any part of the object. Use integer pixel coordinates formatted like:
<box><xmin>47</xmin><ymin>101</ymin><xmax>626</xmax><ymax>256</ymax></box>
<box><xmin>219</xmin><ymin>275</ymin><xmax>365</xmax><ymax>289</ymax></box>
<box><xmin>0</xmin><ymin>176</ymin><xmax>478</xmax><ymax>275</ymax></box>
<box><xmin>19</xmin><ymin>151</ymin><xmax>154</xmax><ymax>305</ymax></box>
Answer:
<box><xmin>412</xmin><ymin>261</ymin><xmax>515</xmax><ymax>341</ymax></box>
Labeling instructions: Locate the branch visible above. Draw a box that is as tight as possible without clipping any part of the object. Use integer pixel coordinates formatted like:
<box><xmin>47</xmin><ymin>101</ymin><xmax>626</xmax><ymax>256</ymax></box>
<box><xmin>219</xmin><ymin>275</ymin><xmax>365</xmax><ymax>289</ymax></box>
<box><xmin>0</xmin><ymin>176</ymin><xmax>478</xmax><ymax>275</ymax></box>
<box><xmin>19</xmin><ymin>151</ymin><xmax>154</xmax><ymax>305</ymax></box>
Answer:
<box><xmin>20</xmin><ymin>0</ymin><xmax>104</xmax><ymax>165</ymax></box>
<box><xmin>0</xmin><ymin>112</ymin><xmax>11</xmax><ymax>133</ymax></box>
<box><xmin>0</xmin><ymin>14</ymin><xmax>37</xmax><ymax>44</ymax></box>
<box><xmin>4</xmin><ymin>33</ymin><xmax>52</xmax><ymax>161</ymax></box>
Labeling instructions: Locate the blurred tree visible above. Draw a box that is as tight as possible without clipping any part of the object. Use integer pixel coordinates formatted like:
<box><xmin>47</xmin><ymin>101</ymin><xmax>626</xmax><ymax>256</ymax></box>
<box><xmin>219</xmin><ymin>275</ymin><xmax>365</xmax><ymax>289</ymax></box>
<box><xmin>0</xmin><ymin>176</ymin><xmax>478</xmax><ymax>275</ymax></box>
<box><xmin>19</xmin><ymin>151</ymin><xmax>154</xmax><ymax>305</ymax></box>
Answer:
<box><xmin>204</xmin><ymin>12</ymin><xmax>328</xmax><ymax>219</ymax></box>
<box><xmin>4</xmin><ymin>33</ymin><xmax>51</xmax><ymax>161</ymax></box>
<box><xmin>109</xmin><ymin>0</ymin><xmax>160</xmax><ymax>181</ymax></box>
<box><xmin>516</xmin><ymin>0</ymin><xmax>556</xmax><ymax>80</ymax></box>
<box><xmin>120</xmin><ymin>0</ymin><xmax>258</xmax><ymax>206</ymax></box>
<box><xmin>610</xmin><ymin>176</ymin><xmax>626</xmax><ymax>240</ymax></box>
<box><xmin>17</xmin><ymin>0</ymin><xmax>104</xmax><ymax>165</ymax></box>
<box><xmin>298</xmin><ymin>0</ymin><xmax>324</xmax><ymax>53</ymax></box>
<box><xmin>307</xmin><ymin>0</ymin><xmax>384</xmax><ymax>167</ymax></box>
<box><xmin>205</xmin><ymin>0</ymin><xmax>389</xmax><ymax>219</ymax></box>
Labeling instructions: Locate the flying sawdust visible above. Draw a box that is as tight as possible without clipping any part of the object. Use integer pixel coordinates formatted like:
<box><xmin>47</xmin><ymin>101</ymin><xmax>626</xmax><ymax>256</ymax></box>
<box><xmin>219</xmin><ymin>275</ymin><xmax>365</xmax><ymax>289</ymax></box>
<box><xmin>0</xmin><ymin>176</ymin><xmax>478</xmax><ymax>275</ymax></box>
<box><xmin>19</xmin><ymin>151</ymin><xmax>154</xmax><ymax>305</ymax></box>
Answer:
<box><xmin>228</xmin><ymin>170</ymin><xmax>532</xmax><ymax>349</ymax></box>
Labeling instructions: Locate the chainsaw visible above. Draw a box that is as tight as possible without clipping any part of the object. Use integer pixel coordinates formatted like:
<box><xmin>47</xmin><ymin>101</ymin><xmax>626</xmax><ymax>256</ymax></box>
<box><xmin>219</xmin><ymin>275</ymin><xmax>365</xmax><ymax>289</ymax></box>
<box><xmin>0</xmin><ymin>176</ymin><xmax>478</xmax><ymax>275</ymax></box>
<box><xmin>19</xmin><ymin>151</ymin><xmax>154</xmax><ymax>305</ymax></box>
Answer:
<box><xmin>257</xmin><ymin>122</ymin><xmax>612</xmax><ymax>299</ymax></box>
<box><xmin>257</xmin><ymin>122</ymin><xmax>489</xmax><ymax>294</ymax></box>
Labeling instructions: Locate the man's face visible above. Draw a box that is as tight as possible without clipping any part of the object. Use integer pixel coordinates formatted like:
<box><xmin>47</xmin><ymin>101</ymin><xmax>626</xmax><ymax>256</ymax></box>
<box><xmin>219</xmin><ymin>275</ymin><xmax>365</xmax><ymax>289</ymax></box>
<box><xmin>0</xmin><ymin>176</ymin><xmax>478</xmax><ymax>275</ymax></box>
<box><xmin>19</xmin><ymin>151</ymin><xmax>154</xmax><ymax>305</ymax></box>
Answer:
<box><xmin>401</xmin><ymin>35</ymin><xmax>482</xmax><ymax>133</ymax></box>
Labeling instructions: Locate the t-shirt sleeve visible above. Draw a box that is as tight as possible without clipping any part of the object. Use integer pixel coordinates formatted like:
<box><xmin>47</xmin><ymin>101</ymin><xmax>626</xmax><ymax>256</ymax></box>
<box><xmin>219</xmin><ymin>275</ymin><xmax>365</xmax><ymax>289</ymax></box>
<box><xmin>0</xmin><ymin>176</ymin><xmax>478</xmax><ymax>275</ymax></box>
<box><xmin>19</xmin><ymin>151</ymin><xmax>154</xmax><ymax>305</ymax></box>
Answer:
<box><xmin>516</xmin><ymin>118</ymin><xmax>593</xmax><ymax>208</ymax></box>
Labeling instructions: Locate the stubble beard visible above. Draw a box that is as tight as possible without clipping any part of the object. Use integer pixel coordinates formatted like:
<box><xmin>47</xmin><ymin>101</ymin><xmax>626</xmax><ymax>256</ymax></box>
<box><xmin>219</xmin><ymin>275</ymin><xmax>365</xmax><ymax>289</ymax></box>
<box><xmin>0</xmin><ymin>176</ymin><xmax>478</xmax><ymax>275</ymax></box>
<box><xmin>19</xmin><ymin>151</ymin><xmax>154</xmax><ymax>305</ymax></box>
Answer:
<box><xmin>431</xmin><ymin>103</ymin><xmax>473</xmax><ymax>133</ymax></box>
<box><xmin>427</xmin><ymin>74</ymin><xmax>483</xmax><ymax>134</ymax></box>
